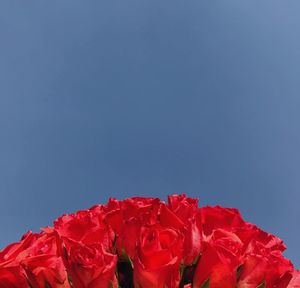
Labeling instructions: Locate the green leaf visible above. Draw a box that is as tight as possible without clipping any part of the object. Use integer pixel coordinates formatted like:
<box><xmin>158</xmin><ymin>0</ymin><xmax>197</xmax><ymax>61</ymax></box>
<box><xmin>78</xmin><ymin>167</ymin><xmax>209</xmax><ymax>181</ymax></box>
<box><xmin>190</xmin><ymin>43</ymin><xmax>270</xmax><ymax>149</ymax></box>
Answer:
<box><xmin>180</xmin><ymin>263</ymin><xmax>185</xmax><ymax>277</ymax></box>
<box><xmin>200</xmin><ymin>279</ymin><xmax>210</xmax><ymax>288</ymax></box>
<box><xmin>192</xmin><ymin>254</ymin><xmax>201</xmax><ymax>266</ymax></box>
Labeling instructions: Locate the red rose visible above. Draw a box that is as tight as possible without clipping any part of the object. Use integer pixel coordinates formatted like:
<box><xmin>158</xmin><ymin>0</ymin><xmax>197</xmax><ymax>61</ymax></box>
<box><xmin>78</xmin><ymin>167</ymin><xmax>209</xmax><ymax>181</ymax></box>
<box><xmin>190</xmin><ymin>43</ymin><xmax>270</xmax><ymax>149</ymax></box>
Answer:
<box><xmin>66</xmin><ymin>240</ymin><xmax>118</xmax><ymax>288</ymax></box>
<box><xmin>168</xmin><ymin>194</ymin><xmax>199</xmax><ymax>220</ymax></box>
<box><xmin>54</xmin><ymin>209</ymin><xmax>114</xmax><ymax>251</ymax></box>
<box><xmin>22</xmin><ymin>255</ymin><xmax>70</xmax><ymax>288</ymax></box>
<box><xmin>22</xmin><ymin>228</ymin><xmax>64</xmax><ymax>259</ymax></box>
<box><xmin>193</xmin><ymin>229</ymin><xmax>243</xmax><ymax>288</ymax></box>
<box><xmin>134</xmin><ymin>224</ymin><xmax>184</xmax><ymax>288</ymax></box>
<box><xmin>21</xmin><ymin>229</ymin><xmax>69</xmax><ymax>288</ymax></box>
<box><xmin>105</xmin><ymin>197</ymin><xmax>160</xmax><ymax>234</ymax></box>
<box><xmin>54</xmin><ymin>209</ymin><xmax>118</xmax><ymax>287</ymax></box>
<box><xmin>0</xmin><ymin>229</ymin><xmax>69</xmax><ymax>288</ymax></box>
<box><xmin>168</xmin><ymin>194</ymin><xmax>202</xmax><ymax>265</ymax></box>
<box><xmin>201</xmin><ymin>206</ymin><xmax>246</xmax><ymax>237</ymax></box>
<box><xmin>0</xmin><ymin>266</ymin><xmax>29</xmax><ymax>288</ymax></box>
<box><xmin>0</xmin><ymin>231</ymin><xmax>40</xmax><ymax>288</ymax></box>
<box><xmin>237</xmin><ymin>242</ymin><xmax>293</xmax><ymax>288</ymax></box>
<box><xmin>0</xmin><ymin>231</ymin><xmax>38</xmax><ymax>265</ymax></box>
<box><xmin>235</xmin><ymin>223</ymin><xmax>286</xmax><ymax>255</ymax></box>
<box><xmin>105</xmin><ymin>197</ymin><xmax>160</xmax><ymax>260</ymax></box>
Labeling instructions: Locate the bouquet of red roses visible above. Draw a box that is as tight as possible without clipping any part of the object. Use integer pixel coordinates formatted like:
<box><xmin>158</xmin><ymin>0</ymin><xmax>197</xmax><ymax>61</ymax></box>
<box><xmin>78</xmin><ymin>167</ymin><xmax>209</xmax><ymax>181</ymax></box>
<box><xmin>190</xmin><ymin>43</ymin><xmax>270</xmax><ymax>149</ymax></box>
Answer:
<box><xmin>0</xmin><ymin>194</ymin><xmax>299</xmax><ymax>287</ymax></box>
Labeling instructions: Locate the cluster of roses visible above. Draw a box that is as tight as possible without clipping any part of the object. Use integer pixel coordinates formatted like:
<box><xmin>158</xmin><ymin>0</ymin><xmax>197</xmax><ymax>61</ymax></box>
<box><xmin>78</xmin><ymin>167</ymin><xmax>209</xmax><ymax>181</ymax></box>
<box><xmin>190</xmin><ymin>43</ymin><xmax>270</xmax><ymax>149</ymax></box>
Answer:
<box><xmin>0</xmin><ymin>195</ymin><xmax>299</xmax><ymax>288</ymax></box>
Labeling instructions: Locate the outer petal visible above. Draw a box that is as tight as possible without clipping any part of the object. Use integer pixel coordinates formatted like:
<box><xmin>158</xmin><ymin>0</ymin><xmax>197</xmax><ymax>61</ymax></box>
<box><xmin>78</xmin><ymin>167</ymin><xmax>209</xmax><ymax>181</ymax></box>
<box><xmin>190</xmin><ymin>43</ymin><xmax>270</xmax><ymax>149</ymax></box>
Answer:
<box><xmin>168</xmin><ymin>195</ymin><xmax>202</xmax><ymax>265</ymax></box>
<box><xmin>0</xmin><ymin>266</ymin><xmax>29</xmax><ymax>288</ymax></box>
<box><xmin>22</xmin><ymin>255</ymin><xmax>70</xmax><ymax>288</ymax></box>
<box><xmin>287</xmin><ymin>270</ymin><xmax>300</xmax><ymax>287</ymax></box>
<box><xmin>201</xmin><ymin>206</ymin><xmax>245</xmax><ymax>237</ymax></box>
<box><xmin>66</xmin><ymin>242</ymin><xmax>117</xmax><ymax>288</ymax></box>
<box><xmin>134</xmin><ymin>257</ymin><xmax>180</xmax><ymax>288</ymax></box>
<box><xmin>193</xmin><ymin>242</ymin><xmax>238</xmax><ymax>288</ymax></box>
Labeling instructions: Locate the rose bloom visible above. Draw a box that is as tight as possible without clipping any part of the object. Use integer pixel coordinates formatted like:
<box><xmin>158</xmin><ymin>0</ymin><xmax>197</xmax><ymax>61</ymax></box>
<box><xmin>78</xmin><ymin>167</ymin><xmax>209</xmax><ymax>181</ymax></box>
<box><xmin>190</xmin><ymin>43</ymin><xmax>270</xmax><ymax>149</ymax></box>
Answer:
<box><xmin>237</xmin><ymin>242</ymin><xmax>294</xmax><ymax>288</ymax></box>
<box><xmin>22</xmin><ymin>255</ymin><xmax>70</xmax><ymax>288</ymax></box>
<box><xmin>193</xmin><ymin>229</ymin><xmax>243</xmax><ymax>288</ymax></box>
<box><xmin>54</xmin><ymin>209</ymin><xmax>118</xmax><ymax>288</ymax></box>
<box><xmin>21</xmin><ymin>228</ymin><xmax>70</xmax><ymax>288</ymax></box>
<box><xmin>167</xmin><ymin>194</ymin><xmax>202</xmax><ymax>265</ymax></box>
<box><xmin>134</xmin><ymin>224</ymin><xmax>184</xmax><ymax>288</ymax></box>
<box><xmin>0</xmin><ymin>231</ymin><xmax>38</xmax><ymax>265</ymax></box>
<box><xmin>54</xmin><ymin>208</ymin><xmax>114</xmax><ymax>251</ymax></box>
<box><xmin>0</xmin><ymin>232</ymin><xmax>36</xmax><ymax>288</ymax></box>
<box><xmin>105</xmin><ymin>197</ymin><xmax>160</xmax><ymax>260</ymax></box>
<box><xmin>0</xmin><ymin>232</ymin><xmax>36</xmax><ymax>287</ymax></box>
<box><xmin>66</xmin><ymin>241</ymin><xmax>118</xmax><ymax>288</ymax></box>
<box><xmin>0</xmin><ymin>229</ymin><xmax>70</xmax><ymax>288</ymax></box>
<box><xmin>0</xmin><ymin>266</ymin><xmax>29</xmax><ymax>288</ymax></box>
<box><xmin>192</xmin><ymin>204</ymin><xmax>298</xmax><ymax>288</ymax></box>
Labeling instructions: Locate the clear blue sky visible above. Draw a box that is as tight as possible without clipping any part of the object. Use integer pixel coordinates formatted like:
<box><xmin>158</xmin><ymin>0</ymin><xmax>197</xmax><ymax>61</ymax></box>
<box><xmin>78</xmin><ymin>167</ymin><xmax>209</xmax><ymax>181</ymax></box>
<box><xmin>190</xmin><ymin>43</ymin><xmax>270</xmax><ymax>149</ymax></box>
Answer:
<box><xmin>0</xmin><ymin>1</ymin><xmax>299</xmax><ymax>267</ymax></box>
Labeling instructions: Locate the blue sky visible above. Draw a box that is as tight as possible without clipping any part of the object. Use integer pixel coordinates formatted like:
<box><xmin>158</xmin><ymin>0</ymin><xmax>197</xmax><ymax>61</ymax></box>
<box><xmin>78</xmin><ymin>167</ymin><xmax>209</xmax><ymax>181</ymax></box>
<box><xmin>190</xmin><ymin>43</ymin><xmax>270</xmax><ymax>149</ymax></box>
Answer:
<box><xmin>0</xmin><ymin>1</ymin><xmax>299</xmax><ymax>267</ymax></box>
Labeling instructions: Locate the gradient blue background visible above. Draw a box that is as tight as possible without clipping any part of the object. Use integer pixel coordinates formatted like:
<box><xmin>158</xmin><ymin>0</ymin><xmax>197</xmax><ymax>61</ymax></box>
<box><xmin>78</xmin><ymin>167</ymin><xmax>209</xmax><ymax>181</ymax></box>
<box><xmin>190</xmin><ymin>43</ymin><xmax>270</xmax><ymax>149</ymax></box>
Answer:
<box><xmin>0</xmin><ymin>1</ymin><xmax>299</xmax><ymax>267</ymax></box>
